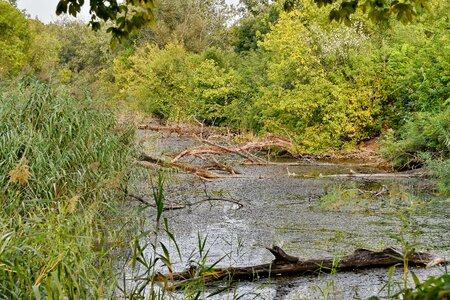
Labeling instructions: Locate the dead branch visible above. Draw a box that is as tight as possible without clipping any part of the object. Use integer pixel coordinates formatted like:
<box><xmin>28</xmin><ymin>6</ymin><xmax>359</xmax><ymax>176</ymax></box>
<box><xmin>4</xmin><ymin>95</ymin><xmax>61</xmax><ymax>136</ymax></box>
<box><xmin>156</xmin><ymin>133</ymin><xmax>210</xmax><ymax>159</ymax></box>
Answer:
<box><xmin>118</xmin><ymin>182</ymin><xmax>243</xmax><ymax>211</ymax></box>
<box><xmin>195</xmin><ymin>155</ymin><xmax>241</xmax><ymax>175</ymax></box>
<box><xmin>238</xmin><ymin>136</ymin><xmax>295</xmax><ymax>153</ymax></box>
<box><xmin>172</xmin><ymin>148</ymin><xmax>225</xmax><ymax>162</ymax></box>
<box><xmin>119</xmin><ymin>187</ymin><xmax>187</xmax><ymax>210</ymax></box>
<box><xmin>315</xmin><ymin>172</ymin><xmax>427</xmax><ymax>179</ymax></box>
<box><xmin>196</xmin><ymin>137</ymin><xmax>265</xmax><ymax>163</ymax></box>
<box><xmin>152</xmin><ymin>247</ymin><xmax>443</xmax><ymax>290</ymax></box>
<box><xmin>139</xmin><ymin>153</ymin><xmax>240</xmax><ymax>180</ymax></box>
<box><xmin>173</xmin><ymin>135</ymin><xmax>297</xmax><ymax>164</ymax></box>
<box><xmin>187</xmin><ymin>198</ymin><xmax>244</xmax><ymax>209</ymax></box>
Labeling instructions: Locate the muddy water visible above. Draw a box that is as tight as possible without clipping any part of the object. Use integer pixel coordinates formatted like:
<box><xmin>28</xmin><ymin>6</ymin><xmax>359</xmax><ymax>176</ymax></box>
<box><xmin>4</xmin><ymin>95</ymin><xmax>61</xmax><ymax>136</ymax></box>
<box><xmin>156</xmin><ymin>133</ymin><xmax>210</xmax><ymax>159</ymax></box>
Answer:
<box><xmin>137</xmin><ymin>130</ymin><xmax>450</xmax><ymax>299</ymax></box>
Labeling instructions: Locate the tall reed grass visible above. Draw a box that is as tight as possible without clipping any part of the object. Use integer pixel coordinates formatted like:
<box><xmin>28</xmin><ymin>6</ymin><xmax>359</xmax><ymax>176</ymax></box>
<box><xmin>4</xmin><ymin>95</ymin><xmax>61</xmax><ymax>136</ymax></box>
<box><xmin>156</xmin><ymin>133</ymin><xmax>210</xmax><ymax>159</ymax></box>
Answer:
<box><xmin>0</xmin><ymin>79</ymin><xmax>135</xmax><ymax>298</ymax></box>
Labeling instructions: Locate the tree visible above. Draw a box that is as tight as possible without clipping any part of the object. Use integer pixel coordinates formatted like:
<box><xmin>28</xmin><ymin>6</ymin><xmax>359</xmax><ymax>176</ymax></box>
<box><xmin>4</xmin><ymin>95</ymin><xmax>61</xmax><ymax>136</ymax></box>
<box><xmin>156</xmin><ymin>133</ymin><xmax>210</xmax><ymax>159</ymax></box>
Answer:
<box><xmin>55</xmin><ymin>0</ymin><xmax>430</xmax><ymax>44</ymax></box>
<box><xmin>0</xmin><ymin>1</ymin><xmax>30</xmax><ymax>77</ymax></box>
<box><xmin>135</xmin><ymin>0</ymin><xmax>232</xmax><ymax>52</ymax></box>
<box><xmin>283</xmin><ymin>0</ymin><xmax>430</xmax><ymax>25</ymax></box>
<box><xmin>25</xmin><ymin>20</ymin><xmax>61</xmax><ymax>80</ymax></box>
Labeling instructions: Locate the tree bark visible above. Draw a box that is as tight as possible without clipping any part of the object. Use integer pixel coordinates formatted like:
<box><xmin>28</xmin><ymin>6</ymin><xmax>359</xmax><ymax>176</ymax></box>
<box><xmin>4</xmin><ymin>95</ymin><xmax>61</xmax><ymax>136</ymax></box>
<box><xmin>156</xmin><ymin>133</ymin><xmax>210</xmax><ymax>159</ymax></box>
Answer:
<box><xmin>152</xmin><ymin>247</ymin><xmax>443</xmax><ymax>290</ymax></box>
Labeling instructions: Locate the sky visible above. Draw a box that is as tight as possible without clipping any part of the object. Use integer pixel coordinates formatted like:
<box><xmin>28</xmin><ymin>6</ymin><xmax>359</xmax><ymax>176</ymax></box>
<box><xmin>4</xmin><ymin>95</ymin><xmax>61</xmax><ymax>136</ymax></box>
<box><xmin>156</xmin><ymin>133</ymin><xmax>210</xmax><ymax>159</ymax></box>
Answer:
<box><xmin>17</xmin><ymin>0</ymin><xmax>240</xmax><ymax>24</ymax></box>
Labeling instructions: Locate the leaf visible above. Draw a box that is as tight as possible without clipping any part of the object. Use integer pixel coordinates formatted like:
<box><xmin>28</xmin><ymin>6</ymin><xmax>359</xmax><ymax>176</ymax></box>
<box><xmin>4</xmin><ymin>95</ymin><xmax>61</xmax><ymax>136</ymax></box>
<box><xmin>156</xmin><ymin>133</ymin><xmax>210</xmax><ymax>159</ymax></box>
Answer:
<box><xmin>56</xmin><ymin>1</ymin><xmax>68</xmax><ymax>15</ymax></box>
<box><xmin>411</xmin><ymin>271</ymin><xmax>421</xmax><ymax>287</ymax></box>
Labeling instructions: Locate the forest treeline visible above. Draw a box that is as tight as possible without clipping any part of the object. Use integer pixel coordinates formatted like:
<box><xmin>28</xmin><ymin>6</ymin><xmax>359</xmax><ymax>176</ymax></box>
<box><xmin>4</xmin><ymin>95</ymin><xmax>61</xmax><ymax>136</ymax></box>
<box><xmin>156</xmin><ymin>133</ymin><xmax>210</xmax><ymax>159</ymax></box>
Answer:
<box><xmin>1</xmin><ymin>0</ymin><xmax>449</xmax><ymax>187</ymax></box>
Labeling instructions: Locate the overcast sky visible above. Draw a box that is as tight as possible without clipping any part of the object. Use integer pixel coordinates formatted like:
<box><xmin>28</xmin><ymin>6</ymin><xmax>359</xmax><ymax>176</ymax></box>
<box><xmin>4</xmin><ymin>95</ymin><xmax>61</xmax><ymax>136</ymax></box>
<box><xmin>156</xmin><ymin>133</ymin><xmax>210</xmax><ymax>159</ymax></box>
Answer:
<box><xmin>17</xmin><ymin>0</ymin><xmax>240</xmax><ymax>24</ymax></box>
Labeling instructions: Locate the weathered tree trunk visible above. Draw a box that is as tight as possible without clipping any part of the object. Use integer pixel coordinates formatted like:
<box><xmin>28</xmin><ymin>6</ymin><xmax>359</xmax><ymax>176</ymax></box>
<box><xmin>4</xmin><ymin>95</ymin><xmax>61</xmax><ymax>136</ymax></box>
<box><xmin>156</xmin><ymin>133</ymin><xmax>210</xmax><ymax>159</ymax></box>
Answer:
<box><xmin>152</xmin><ymin>247</ymin><xmax>443</xmax><ymax>290</ymax></box>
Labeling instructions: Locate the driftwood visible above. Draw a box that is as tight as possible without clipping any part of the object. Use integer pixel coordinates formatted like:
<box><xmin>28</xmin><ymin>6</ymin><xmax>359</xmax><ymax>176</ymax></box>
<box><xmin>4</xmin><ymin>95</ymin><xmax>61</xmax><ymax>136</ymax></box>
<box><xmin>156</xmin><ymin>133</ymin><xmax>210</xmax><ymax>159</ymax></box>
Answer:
<box><xmin>314</xmin><ymin>171</ymin><xmax>426</xmax><ymax>179</ymax></box>
<box><xmin>172</xmin><ymin>135</ymin><xmax>296</xmax><ymax>165</ymax></box>
<box><xmin>152</xmin><ymin>247</ymin><xmax>444</xmax><ymax>290</ymax></box>
<box><xmin>139</xmin><ymin>153</ymin><xmax>242</xmax><ymax>180</ymax></box>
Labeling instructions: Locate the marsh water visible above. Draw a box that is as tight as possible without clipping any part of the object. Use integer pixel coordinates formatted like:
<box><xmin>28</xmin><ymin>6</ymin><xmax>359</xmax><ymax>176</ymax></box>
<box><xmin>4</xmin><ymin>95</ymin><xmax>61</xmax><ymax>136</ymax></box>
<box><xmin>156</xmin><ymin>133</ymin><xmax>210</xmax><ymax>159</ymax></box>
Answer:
<box><xmin>134</xmin><ymin>129</ymin><xmax>449</xmax><ymax>299</ymax></box>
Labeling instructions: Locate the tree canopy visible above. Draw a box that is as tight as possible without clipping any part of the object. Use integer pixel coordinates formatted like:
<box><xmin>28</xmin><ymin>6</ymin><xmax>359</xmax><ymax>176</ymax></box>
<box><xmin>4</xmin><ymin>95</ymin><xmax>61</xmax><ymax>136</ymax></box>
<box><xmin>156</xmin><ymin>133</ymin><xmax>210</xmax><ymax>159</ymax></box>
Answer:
<box><xmin>56</xmin><ymin>0</ymin><xmax>430</xmax><ymax>43</ymax></box>
<box><xmin>284</xmin><ymin>0</ymin><xmax>430</xmax><ymax>25</ymax></box>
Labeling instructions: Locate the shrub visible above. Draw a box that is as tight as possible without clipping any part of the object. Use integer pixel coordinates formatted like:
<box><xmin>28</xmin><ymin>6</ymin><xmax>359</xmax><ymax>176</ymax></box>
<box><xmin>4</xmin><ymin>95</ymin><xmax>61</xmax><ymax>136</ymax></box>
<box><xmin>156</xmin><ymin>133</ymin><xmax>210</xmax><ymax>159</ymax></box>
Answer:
<box><xmin>256</xmin><ymin>11</ymin><xmax>383</xmax><ymax>154</ymax></box>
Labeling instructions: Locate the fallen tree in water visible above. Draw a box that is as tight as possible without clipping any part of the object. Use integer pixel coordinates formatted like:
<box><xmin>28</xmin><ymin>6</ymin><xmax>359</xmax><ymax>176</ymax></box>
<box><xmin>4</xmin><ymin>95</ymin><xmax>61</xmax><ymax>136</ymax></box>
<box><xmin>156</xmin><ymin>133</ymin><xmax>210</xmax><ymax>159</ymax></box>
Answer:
<box><xmin>172</xmin><ymin>135</ymin><xmax>297</xmax><ymax>163</ymax></box>
<box><xmin>138</xmin><ymin>153</ymin><xmax>242</xmax><ymax>180</ymax></box>
<box><xmin>151</xmin><ymin>247</ymin><xmax>444</xmax><ymax>290</ymax></box>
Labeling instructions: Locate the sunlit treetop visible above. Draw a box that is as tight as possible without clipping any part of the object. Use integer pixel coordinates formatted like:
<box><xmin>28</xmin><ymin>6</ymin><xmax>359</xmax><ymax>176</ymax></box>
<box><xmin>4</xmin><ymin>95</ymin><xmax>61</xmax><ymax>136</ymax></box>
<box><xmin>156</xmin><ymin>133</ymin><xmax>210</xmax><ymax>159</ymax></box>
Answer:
<box><xmin>283</xmin><ymin>0</ymin><xmax>430</xmax><ymax>25</ymax></box>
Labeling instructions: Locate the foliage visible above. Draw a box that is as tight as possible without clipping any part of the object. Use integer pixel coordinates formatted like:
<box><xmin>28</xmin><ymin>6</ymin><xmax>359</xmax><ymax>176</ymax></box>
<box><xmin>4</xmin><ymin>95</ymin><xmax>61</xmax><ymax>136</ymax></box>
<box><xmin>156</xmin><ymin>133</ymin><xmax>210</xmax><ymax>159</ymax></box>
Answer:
<box><xmin>135</xmin><ymin>0</ymin><xmax>232</xmax><ymax>52</ymax></box>
<box><xmin>424</xmin><ymin>156</ymin><xmax>450</xmax><ymax>195</ymax></box>
<box><xmin>283</xmin><ymin>0</ymin><xmax>430</xmax><ymax>25</ymax></box>
<box><xmin>109</xmin><ymin>43</ymin><xmax>242</xmax><ymax>125</ymax></box>
<box><xmin>231</xmin><ymin>3</ymin><xmax>280</xmax><ymax>52</ymax></box>
<box><xmin>53</xmin><ymin>0</ymin><xmax>432</xmax><ymax>45</ymax></box>
<box><xmin>403</xmin><ymin>273</ymin><xmax>450</xmax><ymax>299</ymax></box>
<box><xmin>369</xmin><ymin>273</ymin><xmax>450</xmax><ymax>300</ymax></box>
<box><xmin>0</xmin><ymin>1</ymin><xmax>30</xmax><ymax>77</ymax></box>
<box><xmin>380</xmin><ymin>107</ymin><xmax>450</xmax><ymax>166</ymax></box>
<box><xmin>383</xmin><ymin>7</ymin><xmax>450</xmax><ymax>123</ymax></box>
<box><xmin>256</xmin><ymin>11</ymin><xmax>384</xmax><ymax>153</ymax></box>
<box><xmin>25</xmin><ymin>20</ymin><xmax>61</xmax><ymax>81</ymax></box>
<box><xmin>0</xmin><ymin>80</ymin><xmax>135</xmax><ymax>298</ymax></box>
<box><xmin>55</xmin><ymin>0</ymin><xmax>156</xmax><ymax>46</ymax></box>
<box><xmin>380</xmin><ymin>106</ymin><xmax>450</xmax><ymax>193</ymax></box>
<box><xmin>56</xmin><ymin>21</ymin><xmax>112</xmax><ymax>74</ymax></box>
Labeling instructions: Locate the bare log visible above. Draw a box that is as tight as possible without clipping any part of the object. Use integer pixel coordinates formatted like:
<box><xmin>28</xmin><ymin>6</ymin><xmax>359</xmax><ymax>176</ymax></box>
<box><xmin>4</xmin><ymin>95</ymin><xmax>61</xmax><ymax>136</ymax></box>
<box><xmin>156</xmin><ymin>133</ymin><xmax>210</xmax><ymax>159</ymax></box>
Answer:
<box><xmin>139</xmin><ymin>153</ymin><xmax>242</xmax><ymax>180</ymax></box>
<box><xmin>315</xmin><ymin>172</ymin><xmax>426</xmax><ymax>179</ymax></box>
<box><xmin>172</xmin><ymin>135</ymin><xmax>296</xmax><ymax>164</ymax></box>
<box><xmin>195</xmin><ymin>155</ymin><xmax>241</xmax><ymax>175</ymax></box>
<box><xmin>196</xmin><ymin>137</ymin><xmax>264</xmax><ymax>163</ymax></box>
<box><xmin>152</xmin><ymin>247</ymin><xmax>442</xmax><ymax>290</ymax></box>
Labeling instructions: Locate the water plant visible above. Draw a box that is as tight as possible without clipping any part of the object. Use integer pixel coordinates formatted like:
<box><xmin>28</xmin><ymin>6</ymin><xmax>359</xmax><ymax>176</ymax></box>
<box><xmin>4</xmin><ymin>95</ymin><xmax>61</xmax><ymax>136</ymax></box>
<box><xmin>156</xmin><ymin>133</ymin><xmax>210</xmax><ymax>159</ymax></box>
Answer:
<box><xmin>0</xmin><ymin>79</ymin><xmax>135</xmax><ymax>298</ymax></box>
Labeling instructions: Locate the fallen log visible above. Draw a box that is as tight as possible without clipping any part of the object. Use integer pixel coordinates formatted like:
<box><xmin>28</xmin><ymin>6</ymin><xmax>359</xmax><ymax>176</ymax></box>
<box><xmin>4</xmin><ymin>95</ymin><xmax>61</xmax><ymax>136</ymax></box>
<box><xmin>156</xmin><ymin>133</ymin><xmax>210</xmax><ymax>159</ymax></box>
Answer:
<box><xmin>172</xmin><ymin>136</ymin><xmax>296</xmax><ymax>164</ymax></box>
<box><xmin>152</xmin><ymin>247</ymin><xmax>444</xmax><ymax>290</ymax></box>
<box><xmin>314</xmin><ymin>171</ymin><xmax>426</xmax><ymax>179</ymax></box>
<box><xmin>139</xmin><ymin>153</ymin><xmax>242</xmax><ymax>180</ymax></box>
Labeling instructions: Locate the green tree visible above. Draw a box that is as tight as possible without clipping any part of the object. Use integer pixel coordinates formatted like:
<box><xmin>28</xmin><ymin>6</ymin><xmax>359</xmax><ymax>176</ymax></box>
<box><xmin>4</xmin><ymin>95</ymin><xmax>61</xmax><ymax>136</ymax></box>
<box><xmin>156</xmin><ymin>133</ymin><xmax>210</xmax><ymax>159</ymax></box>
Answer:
<box><xmin>26</xmin><ymin>20</ymin><xmax>61</xmax><ymax>80</ymax></box>
<box><xmin>256</xmin><ymin>11</ymin><xmax>384</xmax><ymax>153</ymax></box>
<box><xmin>54</xmin><ymin>0</ymin><xmax>431</xmax><ymax>44</ymax></box>
<box><xmin>135</xmin><ymin>0</ymin><xmax>232</xmax><ymax>52</ymax></box>
<box><xmin>231</xmin><ymin>3</ymin><xmax>280</xmax><ymax>52</ymax></box>
<box><xmin>283</xmin><ymin>0</ymin><xmax>430</xmax><ymax>25</ymax></box>
<box><xmin>0</xmin><ymin>1</ymin><xmax>30</xmax><ymax>77</ymax></box>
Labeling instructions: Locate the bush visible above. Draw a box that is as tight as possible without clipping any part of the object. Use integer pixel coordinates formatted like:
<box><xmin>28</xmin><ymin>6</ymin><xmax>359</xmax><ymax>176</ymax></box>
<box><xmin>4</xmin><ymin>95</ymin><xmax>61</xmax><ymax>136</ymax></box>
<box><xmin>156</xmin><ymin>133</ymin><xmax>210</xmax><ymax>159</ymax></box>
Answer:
<box><xmin>110</xmin><ymin>43</ymin><xmax>243</xmax><ymax>125</ymax></box>
<box><xmin>380</xmin><ymin>106</ymin><xmax>450</xmax><ymax>194</ymax></box>
<box><xmin>380</xmin><ymin>107</ymin><xmax>450</xmax><ymax>169</ymax></box>
<box><xmin>255</xmin><ymin>11</ymin><xmax>384</xmax><ymax>154</ymax></box>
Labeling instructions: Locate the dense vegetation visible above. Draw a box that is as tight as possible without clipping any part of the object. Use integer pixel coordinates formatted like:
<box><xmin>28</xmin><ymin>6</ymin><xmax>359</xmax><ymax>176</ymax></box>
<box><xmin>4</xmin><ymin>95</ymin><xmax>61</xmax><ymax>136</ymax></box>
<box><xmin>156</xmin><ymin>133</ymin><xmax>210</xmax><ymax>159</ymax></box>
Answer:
<box><xmin>0</xmin><ymin>79</ymin><xmax>136</xmax><ymax>298</ymax></box>
<box><xmin>0</xmin><ymin>0</ymin><xmax>449</xmax><ymax>297</ymax></box>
